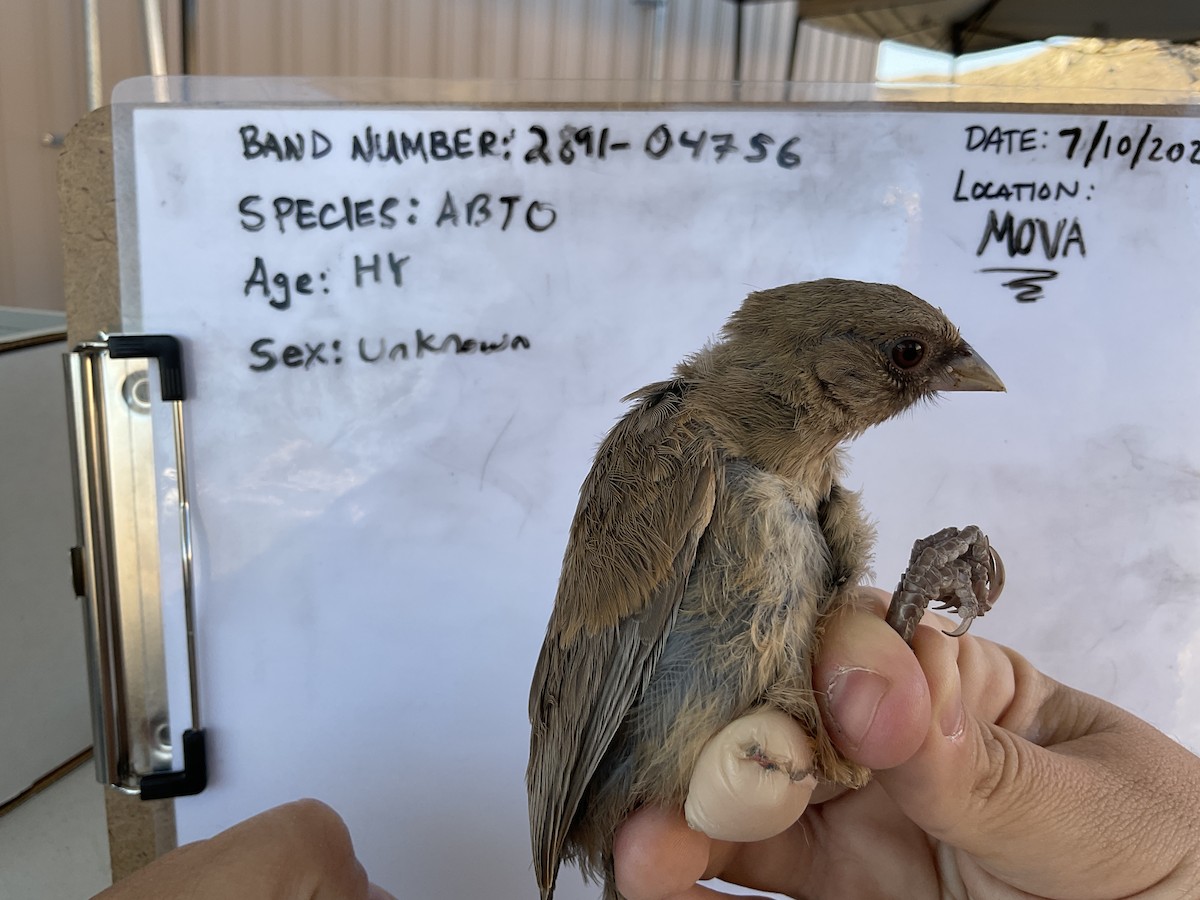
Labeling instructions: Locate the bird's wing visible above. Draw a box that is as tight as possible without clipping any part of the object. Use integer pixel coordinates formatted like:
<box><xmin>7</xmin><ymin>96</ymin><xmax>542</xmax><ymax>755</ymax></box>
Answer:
<box><xmin>527</xmin><ymin>379</ymin><xmax>718</xmax><ymax>896</ymax></box>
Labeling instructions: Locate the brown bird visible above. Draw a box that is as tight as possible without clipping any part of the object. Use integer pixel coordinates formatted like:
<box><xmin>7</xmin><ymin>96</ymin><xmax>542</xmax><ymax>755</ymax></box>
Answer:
<box><xmin>527</xmin><ymin>279</ymin><xmax>1005</xmax><ymax>900</ymax></box>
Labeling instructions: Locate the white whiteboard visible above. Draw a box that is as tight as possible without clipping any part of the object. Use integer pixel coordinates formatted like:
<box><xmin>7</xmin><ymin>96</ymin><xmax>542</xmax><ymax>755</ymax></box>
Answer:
<box><xmin>118</xmin><ymin>95</ymin><xmax>1200</xmax><ymax>899</ymax></box>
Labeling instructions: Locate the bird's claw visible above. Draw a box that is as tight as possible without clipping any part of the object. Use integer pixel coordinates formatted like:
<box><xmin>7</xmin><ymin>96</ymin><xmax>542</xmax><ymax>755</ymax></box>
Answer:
<box><xmin>943</xmin><ymin>613</ymin><xmax>975</xmax><ymax>638</ymax></box>
<box><xmin>884</xmin><ymin>526</ymin><xmax>1004</xmax><ymax>645</ymax></box>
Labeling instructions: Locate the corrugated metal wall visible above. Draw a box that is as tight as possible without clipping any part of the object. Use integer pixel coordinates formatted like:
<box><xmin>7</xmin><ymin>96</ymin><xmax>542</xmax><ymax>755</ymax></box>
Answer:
<box><xmin>193</xmin><ymin>0</ymin><xmax>877</xmax><ymax>83</ymax></box>
<box><xmin>1</xmin><ymin>0</ymin><xmax>878</xmax><ymax>312</ymax></box>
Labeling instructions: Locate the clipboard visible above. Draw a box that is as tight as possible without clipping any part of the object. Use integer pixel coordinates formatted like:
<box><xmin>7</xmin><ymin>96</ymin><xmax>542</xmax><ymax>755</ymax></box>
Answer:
<box><xmin>65</xmin><ymin>333</ymin><xmax>206</xmax><ymax>800</ymax></box>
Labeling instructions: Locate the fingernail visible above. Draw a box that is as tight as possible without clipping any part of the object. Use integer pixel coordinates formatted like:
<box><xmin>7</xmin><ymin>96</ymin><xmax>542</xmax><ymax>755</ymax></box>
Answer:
<box><xmin>940</xmin><ymin>685</ymin><xmax>966</xmax><ymax>739</ymax></box>
<box><xmin>826</xmin><ymin>666</ymin><xmax>890</xmax><ymax>751</ymax></box>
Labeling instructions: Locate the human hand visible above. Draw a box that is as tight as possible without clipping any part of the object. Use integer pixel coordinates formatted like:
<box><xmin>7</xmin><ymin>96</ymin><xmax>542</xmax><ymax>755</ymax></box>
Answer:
<box><xmin>94</xmin><ymin>798</ymin><xmax>395</xmax><ymax>900</ymax></box>
<box><xmin>613</xmin><ymin>589</ymin><xmax>1200</xmax><ymax>899</ymax></box>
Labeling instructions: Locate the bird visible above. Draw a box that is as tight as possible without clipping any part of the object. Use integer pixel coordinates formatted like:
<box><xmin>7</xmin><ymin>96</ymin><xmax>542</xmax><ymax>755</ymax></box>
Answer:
<box><xmin>527</xmin><ymin>278</ymin><xmax>1005</xmax><ymax>900</ymax></box>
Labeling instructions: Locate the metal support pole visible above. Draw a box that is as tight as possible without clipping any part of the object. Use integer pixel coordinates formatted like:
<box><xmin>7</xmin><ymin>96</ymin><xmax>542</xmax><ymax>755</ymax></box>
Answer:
<box><xmin>141</xmin><ymin>0</ymin><xmax>169</xmax><ymax>101</ymax></box>
<box><xmin>83</xmin><ymin>0</ymin><xmax>102</xmax><ymax>111</ymax></box>
<box><xmin>141</xmin><ymin>0</ymin><xmax>168</xmax><ymax>76</ymax></box>
<box><xmin>786</xmin><ymin>5</ymin><xmax>803</xmax><ymax>81</ymax></box>
<box><xmin>650</xmin><ymin>0</ymin><xmax>667</xmax><ymax>81</ymax></box>
<box><xmin>733</xmin><ymin>0</ymin><xmax>744</xmax><ymax>82</ymax></box>
<box><xmin>635</xmin><ymin>0</ymin><xmax>668</xmax><ymax>82</ymax></box>
<box><xmin>182</xmin><ymin>0</ymin><xmax>197</xmax><ymax>75</ymax></box>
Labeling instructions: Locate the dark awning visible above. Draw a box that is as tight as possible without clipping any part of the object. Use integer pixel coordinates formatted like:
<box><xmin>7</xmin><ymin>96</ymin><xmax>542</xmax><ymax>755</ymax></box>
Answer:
<box><xmin>800</xmin><ymin>0</ymin><xmax>1200</xmax><ymax>54</ymax></box>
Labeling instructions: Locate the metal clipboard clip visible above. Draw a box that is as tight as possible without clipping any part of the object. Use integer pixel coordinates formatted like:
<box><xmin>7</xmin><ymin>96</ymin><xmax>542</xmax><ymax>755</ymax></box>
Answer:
<box><xmin>65</xmin><ymin>334</ymin><xmax>206</xmax><ymax>799</ymax></box>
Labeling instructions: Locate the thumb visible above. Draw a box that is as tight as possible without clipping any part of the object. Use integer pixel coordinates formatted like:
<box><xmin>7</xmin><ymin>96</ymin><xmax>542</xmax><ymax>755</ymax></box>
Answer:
<box><xmin>876</xmin><ymin>622</ymin><xmax>1198</xmax><ymax>897</ymax></box>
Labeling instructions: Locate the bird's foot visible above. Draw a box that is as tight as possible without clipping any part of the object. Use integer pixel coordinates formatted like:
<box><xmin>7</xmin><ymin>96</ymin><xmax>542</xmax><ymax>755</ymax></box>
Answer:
<box><xmin>885</xmin><ymin>525</ymin><xmax>1004</xmax><ymax>645</ymax></box>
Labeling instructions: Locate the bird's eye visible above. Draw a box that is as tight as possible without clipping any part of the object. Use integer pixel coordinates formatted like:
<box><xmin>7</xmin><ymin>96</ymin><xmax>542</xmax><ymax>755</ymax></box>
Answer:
<box><xmin>890</xmin><ymin>339</ymin><xmax>926</xmax><ymax>370</ymax></box>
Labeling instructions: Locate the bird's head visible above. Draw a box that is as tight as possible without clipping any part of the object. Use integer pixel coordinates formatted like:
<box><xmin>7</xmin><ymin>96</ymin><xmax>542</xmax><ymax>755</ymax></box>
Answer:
<box><xmin>716</xmin><ymin>279</ymin><xmax>1004</xmax><ymax>437</ymax></box>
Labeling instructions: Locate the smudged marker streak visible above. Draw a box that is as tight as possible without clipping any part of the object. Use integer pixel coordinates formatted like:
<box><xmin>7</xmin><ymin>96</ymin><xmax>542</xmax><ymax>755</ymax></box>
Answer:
<box><xmin>480</xmin><ymin>411</ymin><xmax>517</xmax><ymax>488</ymax></box>
<box><xmin>980</xmin><ymin>267</ymin><xmax>1058</xmax><ymax>302</ymax></box>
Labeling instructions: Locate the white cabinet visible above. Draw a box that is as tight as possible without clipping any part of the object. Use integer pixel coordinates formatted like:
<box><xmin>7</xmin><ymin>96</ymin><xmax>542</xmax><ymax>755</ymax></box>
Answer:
<box><xmin>0</xmin><ymin>309</ymin><xmax>91</xmax><ymax>805</ymax></box>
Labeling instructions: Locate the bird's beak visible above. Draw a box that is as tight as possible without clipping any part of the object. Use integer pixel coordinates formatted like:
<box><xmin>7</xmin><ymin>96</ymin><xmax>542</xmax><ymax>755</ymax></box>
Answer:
<box><xmin>929</xmin><ymin>343</ymin><xmax>1005</xmax><ymax>393</ymax></box>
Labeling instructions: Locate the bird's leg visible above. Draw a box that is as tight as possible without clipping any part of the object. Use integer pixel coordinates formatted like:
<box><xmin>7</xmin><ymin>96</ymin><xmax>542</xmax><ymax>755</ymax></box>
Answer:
<box><xmin>885</xmin><ymin>525</ymin><xmax>1004</xmax><ymax>645</ymax></box>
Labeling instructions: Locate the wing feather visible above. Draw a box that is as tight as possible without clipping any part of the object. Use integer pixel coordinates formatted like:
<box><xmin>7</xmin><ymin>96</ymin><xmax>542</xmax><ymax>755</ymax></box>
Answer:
<box><xmin>527</xmin><ymin>379</ymin><xmax>717</xmax><ymax>898</ymax></box>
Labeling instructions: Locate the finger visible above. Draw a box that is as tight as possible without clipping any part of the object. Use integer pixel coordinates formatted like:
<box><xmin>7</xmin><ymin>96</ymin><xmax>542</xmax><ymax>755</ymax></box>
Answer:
<box><xmin>94</xmin><ymin>799</ymin><xmax>377</xmax><ymax>900</ymax></box>
<box><xmin>814</xmin><ymin>605</ymin><xmax>930</xmax><ymax>770</ymax></box>
<box><xmin>614</xmin><ymin>807</ymin><xmax>772</xmax><ymax>900</ymax></box>
<box><xmin>878</xmin><ymin>624</ymin><xmax>1200</xmax><ymax>897</ymax></box>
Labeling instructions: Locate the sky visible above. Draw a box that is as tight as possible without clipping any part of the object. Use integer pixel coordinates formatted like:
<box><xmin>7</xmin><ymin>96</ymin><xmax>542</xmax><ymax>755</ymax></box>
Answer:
<box><xmin>876</xmin><ymin>38</ymin><xmax>1059</xmax><ymax>81</ymax></box>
